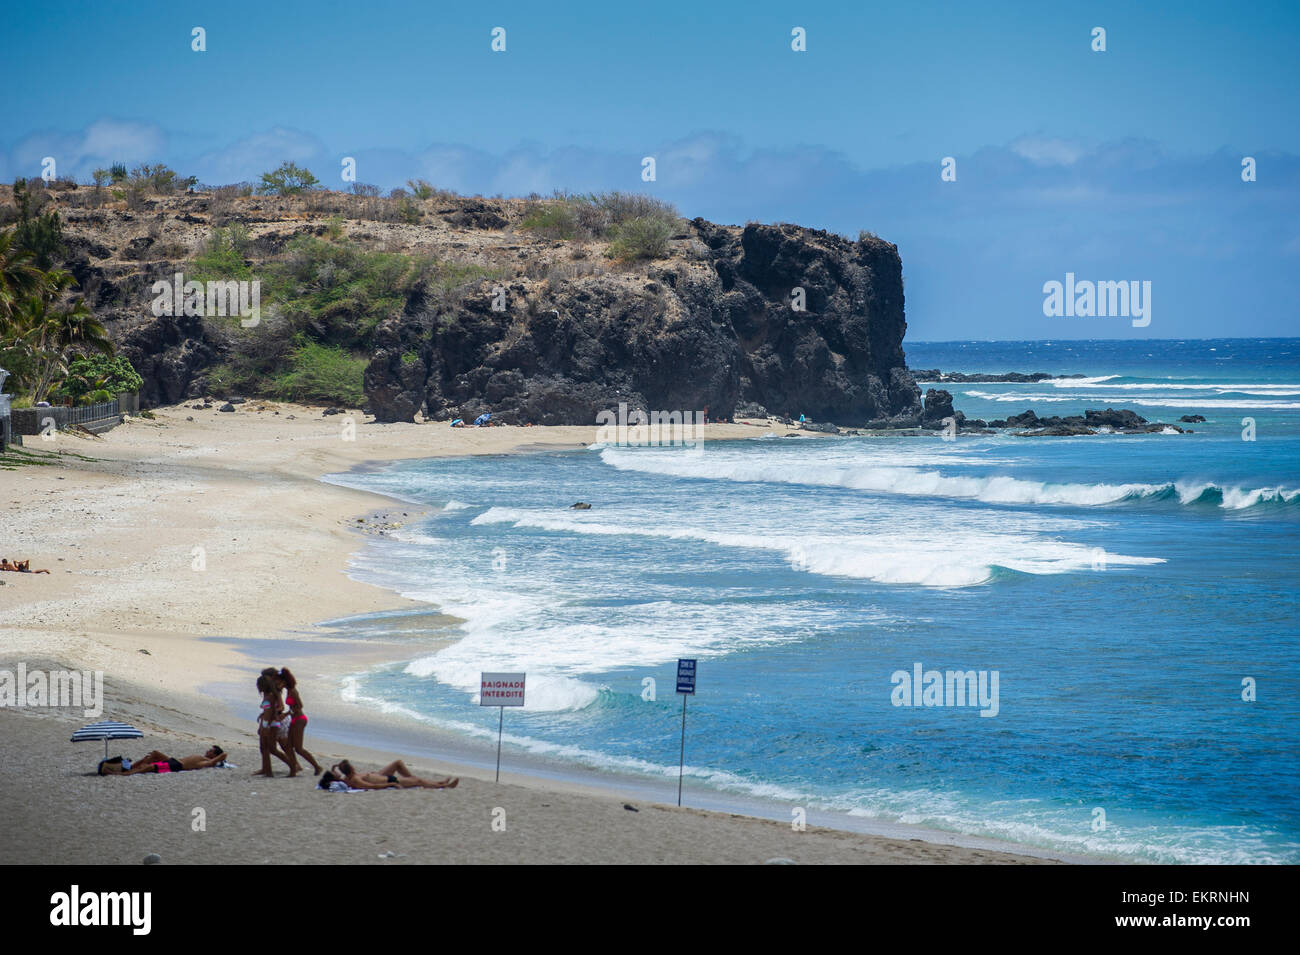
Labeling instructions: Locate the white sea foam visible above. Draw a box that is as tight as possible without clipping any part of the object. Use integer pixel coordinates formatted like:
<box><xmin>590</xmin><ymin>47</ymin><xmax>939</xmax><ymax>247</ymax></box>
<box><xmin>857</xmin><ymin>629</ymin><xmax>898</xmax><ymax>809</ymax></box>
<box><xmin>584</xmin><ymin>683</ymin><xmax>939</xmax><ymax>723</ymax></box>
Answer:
<box><xmin>1048</xmin><ymin>379</ymin><xmax>1300</xmax><ymax>395</ymax></box>
<box><xmin>599</xmin><ymin>448</ymin><xmax>1298</xmax><ymax>512</ymax></box>
<box><xmin>964</xmin><ymin>390</ymin><xmax>1300</xmax><ymax>409</ymax></box>
<box><xmin>442</xmin><ymin>500</ymin><xmax>473</xmax><ymax>511</ymax></box>
<box><xmin>471</xmin><ymin>506</ymin><xmax>1162</xmax><ymax>587</ymax></box>
<box><xmin>601</xmin><ymin>448</ymin><xmax>1163</xmax><ymax>507</ymax></box>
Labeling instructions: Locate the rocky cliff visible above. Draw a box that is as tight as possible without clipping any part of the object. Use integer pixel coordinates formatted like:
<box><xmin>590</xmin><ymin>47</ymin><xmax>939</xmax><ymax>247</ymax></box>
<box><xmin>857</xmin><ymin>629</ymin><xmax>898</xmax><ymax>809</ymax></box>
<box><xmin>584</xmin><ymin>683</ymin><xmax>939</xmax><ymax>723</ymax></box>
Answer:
<box><xmin>8</xmin><ymin>190</ymin><xmax>923</xmax><ymax>427</ymax></box>
<box><xmin>367</xmin><ymin>218</ymin><xmax>920</xmax><ymax>426</ymax></box>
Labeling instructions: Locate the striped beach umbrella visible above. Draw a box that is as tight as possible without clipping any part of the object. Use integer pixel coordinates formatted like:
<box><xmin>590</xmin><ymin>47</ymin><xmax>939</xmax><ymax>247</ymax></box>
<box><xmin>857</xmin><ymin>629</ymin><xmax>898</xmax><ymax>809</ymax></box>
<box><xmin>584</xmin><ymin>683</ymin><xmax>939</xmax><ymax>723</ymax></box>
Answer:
<box><xmin>70</xmin><ymin>720</ymin><xmax>143</xmax><ymax>759</ymax></box>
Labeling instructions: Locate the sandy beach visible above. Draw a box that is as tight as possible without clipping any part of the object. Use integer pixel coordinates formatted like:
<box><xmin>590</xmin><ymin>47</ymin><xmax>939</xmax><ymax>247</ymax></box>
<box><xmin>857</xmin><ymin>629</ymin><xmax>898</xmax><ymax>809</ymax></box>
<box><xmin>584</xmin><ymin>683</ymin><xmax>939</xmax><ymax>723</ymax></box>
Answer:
<box><xmin>0</xmin><ymin>404</ymin><xmax>1056</xmax><ymax>864</ymax></box>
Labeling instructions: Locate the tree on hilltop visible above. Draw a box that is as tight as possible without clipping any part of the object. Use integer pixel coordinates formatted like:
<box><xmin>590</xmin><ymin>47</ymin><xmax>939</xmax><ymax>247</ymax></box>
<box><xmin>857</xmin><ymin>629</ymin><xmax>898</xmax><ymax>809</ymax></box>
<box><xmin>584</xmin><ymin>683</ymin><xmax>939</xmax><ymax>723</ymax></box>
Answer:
<box><xmin>258</xmin><ymin>161</ymin><xmax>320</xmax><ymax>196</ymax></box>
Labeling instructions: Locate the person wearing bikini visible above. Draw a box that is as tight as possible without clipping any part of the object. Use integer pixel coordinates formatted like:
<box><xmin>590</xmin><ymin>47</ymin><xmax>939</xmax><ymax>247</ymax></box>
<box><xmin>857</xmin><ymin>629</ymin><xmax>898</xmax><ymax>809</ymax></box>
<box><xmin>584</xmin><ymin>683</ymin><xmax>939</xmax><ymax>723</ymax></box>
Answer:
<box><xmin>254</xmin><ymin>673</ymin><xmax>296</xmax><ymax>777</ymax></box>
<box><xmin>278</xmin><ymin>667</ymin><xmax>322</xmax><ymax>775</ymax></box>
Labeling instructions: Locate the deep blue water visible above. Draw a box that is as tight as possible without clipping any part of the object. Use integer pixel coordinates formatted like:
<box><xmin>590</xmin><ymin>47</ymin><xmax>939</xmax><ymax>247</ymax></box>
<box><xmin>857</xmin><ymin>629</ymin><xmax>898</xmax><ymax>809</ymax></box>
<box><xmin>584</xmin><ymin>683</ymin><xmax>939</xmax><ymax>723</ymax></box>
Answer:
<box><xmin>325</xmin><ymin>338</ymin><xmax>1300</xmax><ymax>863</ymax></box>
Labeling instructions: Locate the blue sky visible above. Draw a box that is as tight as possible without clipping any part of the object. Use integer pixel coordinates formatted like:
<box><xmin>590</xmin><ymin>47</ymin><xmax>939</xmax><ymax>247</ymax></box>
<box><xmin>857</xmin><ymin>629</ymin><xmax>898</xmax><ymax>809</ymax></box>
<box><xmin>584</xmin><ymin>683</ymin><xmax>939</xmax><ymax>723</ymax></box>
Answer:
<box><xmin>3</xmin><ymin>0</ymin><xmax>1297</xmax><ymax>340</ymax></box>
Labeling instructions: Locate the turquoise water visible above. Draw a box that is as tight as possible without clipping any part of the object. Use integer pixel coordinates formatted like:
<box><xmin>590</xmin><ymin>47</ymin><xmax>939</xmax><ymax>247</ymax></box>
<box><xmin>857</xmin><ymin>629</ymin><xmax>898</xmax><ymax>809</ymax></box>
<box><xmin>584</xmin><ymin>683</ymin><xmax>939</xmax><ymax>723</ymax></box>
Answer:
<box><xmin>326</xmin><ymin>338</ymin><xmax>1300</xmax><ymax>863</ymax></box>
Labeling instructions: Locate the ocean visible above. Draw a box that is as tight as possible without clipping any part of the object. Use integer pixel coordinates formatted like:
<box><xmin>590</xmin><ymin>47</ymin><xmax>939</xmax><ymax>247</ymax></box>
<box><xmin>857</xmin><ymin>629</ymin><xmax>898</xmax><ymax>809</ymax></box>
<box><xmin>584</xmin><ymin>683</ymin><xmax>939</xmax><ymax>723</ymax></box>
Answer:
<box><xmin>323</xmin><ymin>338</ymin><xmax>1300</xmax><ymax>864</ymax></box>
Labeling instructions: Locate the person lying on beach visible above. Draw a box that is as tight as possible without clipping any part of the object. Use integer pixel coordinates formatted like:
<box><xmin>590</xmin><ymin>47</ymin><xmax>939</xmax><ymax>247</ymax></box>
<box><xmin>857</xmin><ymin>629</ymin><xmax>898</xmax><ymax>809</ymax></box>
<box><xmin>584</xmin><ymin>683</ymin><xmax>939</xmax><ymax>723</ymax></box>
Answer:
<box><xmin>0</xmin><ymin>558</ymin><xmax>50</xmax><ymax>573</ymax></box>
<box><xmin>99</xmin><ymin>746</ymin><xmax>228</xmax><ymax>775</ymax></box>
<box><xmin>319</xmin><ymin>759</ymin><xmax>458</xmax><ymax>790</ymax></box>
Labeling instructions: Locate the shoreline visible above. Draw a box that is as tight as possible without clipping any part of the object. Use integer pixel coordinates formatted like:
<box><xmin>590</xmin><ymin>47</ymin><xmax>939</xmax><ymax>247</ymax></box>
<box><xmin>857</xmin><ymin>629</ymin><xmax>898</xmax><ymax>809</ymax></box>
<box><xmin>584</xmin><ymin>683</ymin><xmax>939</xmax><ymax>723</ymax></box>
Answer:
<box><xmin>1</xmin><ymin>402</ymin><xmax>1081</xmax><ymax>864</ymax></box>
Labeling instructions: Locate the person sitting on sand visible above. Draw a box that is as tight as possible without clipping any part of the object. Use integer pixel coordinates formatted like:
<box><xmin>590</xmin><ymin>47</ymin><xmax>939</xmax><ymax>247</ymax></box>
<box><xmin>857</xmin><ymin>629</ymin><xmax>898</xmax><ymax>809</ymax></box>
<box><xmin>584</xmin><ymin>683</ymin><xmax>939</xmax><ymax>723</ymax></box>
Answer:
<box><xmin>319</xmin><ymin>759</ymin><xmax>458</xmax><ymax>790</ymax></box>
<box><xmin>99</xmin><ymin>746</ymin><xmax>229</xmax><ymax>775</ymax></box>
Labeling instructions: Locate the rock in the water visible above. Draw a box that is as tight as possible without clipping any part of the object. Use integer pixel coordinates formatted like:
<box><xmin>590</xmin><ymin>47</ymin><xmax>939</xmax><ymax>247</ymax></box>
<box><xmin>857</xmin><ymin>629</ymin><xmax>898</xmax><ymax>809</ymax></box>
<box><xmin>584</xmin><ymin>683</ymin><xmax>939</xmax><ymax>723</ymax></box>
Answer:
<box><xmin>1016</xmin><ymin>424</ymin><xmax>1097</xmax><ymax>437</ymax></box>
<box><xmin>143</xmin><ymin>853</ymin><xmax>162</xmax><ymax>865</ymax></box>
<box><xmin>570</xmin><ymin>502</ymin><xmax>592</xmax><ymax>510</ymax></box>
<box><xmin>921</xmin><ymin>388</ymin><xmax>956</xmax><ymax>427</ymax></box>
<box><xmin>1084</xmin><ymin>407</ymin><xmax>1147</xmax><ymax>429</ymax></box>
<box><xmin>1179</xmin><ymin>414</ymin><xmax>1206</xmax><ymax>423</ymax></box>
<box><xmin>800</xmin><ymin>420</ymin><xmax>840</xmax><ymax>434</ymax></box>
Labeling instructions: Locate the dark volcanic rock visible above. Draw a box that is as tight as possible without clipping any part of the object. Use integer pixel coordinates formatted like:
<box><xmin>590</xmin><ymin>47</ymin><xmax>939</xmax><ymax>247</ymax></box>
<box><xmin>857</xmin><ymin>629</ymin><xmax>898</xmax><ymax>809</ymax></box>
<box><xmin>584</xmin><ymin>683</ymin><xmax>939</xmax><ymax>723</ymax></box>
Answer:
<box><xmin>921</xmin><ymin>388</ymin><xmax>956</xmax><ymax>427</ymax></box>
<box><xmin>1084</xmin><ymin>407</ymin><xmax>1148</xmax><ymax>429</ymax></box>
<box><xmin>365</xmin><ymin>221</ymin><xmax>922</xmax><ymax>426</ymax></box>
<box><xmin>909</xmin><ymin>369</ymin><xmax>1086</xmax><ymax>383</ymax></box>
<box><xmin>117</xmin><ymin>311</ymin><xmax>224</xmax><ymax>406</ymax></box>
<box><xmin>1179</xmin><ymin>414</ymin><xmax>1206</xmax><ymax>423</ymax></box>
<box><xmin>1017</xmin><ymin>424</ymin><xmax>1097</xmax><ymax>437</ymax></box>
<box><xmin>800</xmin><ymin>420</ymin><xmax>840</xmax><ymax>434</ymax></box>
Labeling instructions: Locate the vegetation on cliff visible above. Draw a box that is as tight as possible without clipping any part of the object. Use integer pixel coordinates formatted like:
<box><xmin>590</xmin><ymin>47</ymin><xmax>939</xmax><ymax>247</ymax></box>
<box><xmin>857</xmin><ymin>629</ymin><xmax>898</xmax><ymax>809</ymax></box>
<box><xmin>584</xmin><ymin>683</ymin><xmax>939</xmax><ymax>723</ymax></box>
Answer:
<box><xmin>1</xmin><ymin>159</ymin><xmax>922</xmax><ymax>425</ymax></box>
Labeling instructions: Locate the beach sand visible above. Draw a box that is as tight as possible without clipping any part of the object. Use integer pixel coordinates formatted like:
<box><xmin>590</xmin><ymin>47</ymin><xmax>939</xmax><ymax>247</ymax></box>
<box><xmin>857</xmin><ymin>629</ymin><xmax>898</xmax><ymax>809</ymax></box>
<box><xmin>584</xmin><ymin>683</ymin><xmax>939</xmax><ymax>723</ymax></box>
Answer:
<box><xmin>0</xmin><ymin>403</ymin><xmax>1054</xmax><ymax>864</ymax></box>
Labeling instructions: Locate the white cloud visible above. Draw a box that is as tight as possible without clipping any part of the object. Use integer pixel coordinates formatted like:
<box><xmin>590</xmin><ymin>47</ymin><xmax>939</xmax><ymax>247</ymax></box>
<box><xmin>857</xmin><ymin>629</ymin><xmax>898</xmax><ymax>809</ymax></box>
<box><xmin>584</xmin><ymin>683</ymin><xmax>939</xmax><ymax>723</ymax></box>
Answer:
<box><xmin>2</xmin><ymin>118</ymin><xmax>167</xmax><ymax>180</ymax></box>
<box><xmin>185</xmin><ymin>126</ymin><xmax>328</xmax><ymax>186</ymax></box>
<box><xmin>1010</xmin><ymin>135</ymin><xmax>1087</xmax><ymax>166</ymax></box>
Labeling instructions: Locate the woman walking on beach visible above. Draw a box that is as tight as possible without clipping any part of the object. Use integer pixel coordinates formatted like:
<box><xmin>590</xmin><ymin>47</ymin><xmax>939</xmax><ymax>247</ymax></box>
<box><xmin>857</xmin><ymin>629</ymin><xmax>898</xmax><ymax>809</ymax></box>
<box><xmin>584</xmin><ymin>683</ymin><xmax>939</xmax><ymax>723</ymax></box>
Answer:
<box><xmin>254</xmin><ymin>672</ymin><xmax>296</xmax><ymax>777</ymax></box>
<box><xmin>278</xmin><ymin>667</ymin><xmax>322</xmax><ymax>775</ymax></box>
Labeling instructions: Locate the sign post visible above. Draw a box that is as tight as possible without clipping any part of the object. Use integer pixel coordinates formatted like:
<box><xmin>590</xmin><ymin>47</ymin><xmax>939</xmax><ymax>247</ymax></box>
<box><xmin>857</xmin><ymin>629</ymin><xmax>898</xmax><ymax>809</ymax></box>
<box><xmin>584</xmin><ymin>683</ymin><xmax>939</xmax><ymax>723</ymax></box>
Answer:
<box><xmin>675</xmin><ymin>658</ymin><xmax>696</xmax><ymax>807</ymax></box>
<box><xmin>480</xmin><ymin>672</ymin><xmax>525</xmax><ymax>782</ymax></box>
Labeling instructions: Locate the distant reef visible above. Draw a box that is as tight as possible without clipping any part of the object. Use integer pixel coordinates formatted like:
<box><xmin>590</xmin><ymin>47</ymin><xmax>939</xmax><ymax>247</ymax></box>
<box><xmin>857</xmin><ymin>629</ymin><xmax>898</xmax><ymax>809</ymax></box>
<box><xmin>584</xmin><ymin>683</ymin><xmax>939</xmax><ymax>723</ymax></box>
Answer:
<box><xmin>910</xmin><ymin>369</ymin><xmax>1087</xmax><ymax>383</ymax></box>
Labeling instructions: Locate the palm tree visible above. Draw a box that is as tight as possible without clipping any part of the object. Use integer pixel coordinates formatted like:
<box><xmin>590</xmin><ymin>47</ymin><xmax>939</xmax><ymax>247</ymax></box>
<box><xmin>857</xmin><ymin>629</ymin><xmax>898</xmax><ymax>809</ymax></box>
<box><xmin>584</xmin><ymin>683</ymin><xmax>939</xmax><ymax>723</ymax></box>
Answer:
<box><xmin>14</xmin><ymin>270</ymin><xmax>108</xmax><ymax>402</ymax></box>
<box><xmin>0</xmin><ymin>228</ymin><xmax>44</xmax><ymax>336</ymax></box>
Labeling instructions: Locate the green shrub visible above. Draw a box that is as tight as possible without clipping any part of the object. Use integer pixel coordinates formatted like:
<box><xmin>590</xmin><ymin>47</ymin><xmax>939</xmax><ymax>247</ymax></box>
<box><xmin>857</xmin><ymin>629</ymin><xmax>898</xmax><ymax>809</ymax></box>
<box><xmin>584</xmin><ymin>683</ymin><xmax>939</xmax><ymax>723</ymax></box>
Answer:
<box><xmin>272</xmin><ymin>340</ymin><xmax>366</xmax><ymax>405</ymax></box>
<box><xmin>129</xmin><ymin>163</ymin><xmax>192</xmax><ymax>195</ymax></box>
<box><xmin>257</xmin><ymin>161</ymin><xmax>319</xmax><ymax>196</ymax></box>
<box><xmin>520</xmin><ymin>200</ymin><xmax>583</xmax><ymax>239</ymax></box>
<box><xmin>50</xmin><ymin>354</ymin><xmax>143</xmax><ymax>404</ymax></box>
<box><xmin>605</xmin><ymin>215</ymin><xmax>675</xmax><ymax>261</ymax></box>
<box><xmin>191</xmin><ymin>226</ymin><xmax>252</xmax><ymax>281</ymax></box>
<box><xmin>109</xmin><ymin>163</ymin><xmax>128</xmax><ymax>183</ymax></box>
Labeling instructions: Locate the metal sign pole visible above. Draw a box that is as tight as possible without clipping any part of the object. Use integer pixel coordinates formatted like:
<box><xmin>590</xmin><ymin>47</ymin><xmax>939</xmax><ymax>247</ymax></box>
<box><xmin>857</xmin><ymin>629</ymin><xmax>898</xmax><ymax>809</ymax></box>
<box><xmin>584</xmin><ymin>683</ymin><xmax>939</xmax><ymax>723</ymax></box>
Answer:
<box><xmin>677</xmin><ymin>693</ymin><xmax>687</xmax><ymax>806</ymax></box>
<box><xmin>495</xmin><ymin>705</ymin><xmax>504</xmax><ymax>783</ymax></box>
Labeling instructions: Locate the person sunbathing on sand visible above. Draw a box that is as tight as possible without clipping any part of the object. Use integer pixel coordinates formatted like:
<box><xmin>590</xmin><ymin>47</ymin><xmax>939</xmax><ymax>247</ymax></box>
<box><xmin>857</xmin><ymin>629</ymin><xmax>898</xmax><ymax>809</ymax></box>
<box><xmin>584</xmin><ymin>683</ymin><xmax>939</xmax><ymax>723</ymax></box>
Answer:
<box><xmin>99</xmin><ymin>746</ymin><xmax>229</xmax><ymax>775</ymax></box>
<box><xmin>320</xmin><ymin>759</ymin><xmax>458</xmax><ymax>790</ymax></box>
<box><xmin>1</xmin><ymin>558</ymin><xmax>50</xmax><ymax>573</ymax></box>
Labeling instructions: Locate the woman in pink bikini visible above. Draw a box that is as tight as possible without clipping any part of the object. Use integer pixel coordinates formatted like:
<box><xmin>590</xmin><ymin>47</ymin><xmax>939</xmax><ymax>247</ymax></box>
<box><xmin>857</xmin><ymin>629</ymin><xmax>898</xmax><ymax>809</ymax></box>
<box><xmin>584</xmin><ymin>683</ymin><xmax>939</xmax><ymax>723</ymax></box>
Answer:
<box><xmin>277</xmin><ymin>667</ymin><xmax>322</xmax><ymax>775</ymax></box>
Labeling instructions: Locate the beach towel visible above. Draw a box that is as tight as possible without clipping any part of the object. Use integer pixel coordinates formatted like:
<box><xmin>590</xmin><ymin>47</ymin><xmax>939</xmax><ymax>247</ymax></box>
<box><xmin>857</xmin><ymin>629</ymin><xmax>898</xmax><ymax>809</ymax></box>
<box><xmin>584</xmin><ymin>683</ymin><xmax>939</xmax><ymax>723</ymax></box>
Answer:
<box><xmin>323</xmin><ymin>780</ymin><xmax>368</xmax><ymax>793</ymax></box>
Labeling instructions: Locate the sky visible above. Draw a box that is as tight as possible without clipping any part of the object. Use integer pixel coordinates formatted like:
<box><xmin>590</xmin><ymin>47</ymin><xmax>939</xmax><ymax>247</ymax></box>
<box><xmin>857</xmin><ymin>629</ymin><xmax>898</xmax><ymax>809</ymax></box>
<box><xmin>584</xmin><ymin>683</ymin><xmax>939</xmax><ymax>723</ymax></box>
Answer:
<box><xmin>2</xmin><ymin>0</ymin><xmax>1297</xmax><ymax>340</ymax></box>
